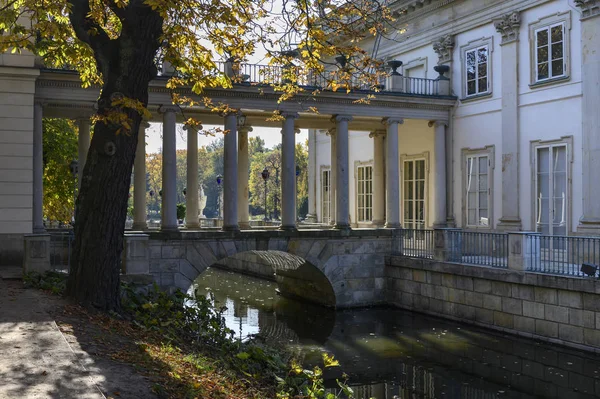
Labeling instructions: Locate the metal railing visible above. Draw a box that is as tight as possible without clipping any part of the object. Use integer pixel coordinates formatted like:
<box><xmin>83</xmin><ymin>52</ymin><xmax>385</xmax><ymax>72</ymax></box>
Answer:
<box><xmin>527</xmin><ymin>234</ymin><xmax>600</xmax><ymax>276</ymax></box>
<box><xmin>401</xmin><ymin>229</ymin><xmax>435</xmax><ymax>259</ymax></box>
<box><xmin>213</xmin><ymin>61</ymin><xmax>441</xmax><ymax>96</ymax></box>
<box><xmin>447</xmin><ymin>230</ymin><xmax>508</xmax><ymax>269</ymax></box>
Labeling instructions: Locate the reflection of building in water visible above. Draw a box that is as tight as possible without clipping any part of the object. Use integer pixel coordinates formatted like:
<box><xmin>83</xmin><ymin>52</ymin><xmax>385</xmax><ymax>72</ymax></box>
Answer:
<box><xmin>341</xmin><ymin>364</ymin><xmax>499</xmax><ymax>399</ymax></box>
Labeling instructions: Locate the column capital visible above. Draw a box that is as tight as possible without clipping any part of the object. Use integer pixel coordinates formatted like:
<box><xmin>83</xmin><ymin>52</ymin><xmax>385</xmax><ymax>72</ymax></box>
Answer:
<box><xmin>382</xmin><ymin>117</ymin><xmax>404</xmax><ymax>126</ymax></box>
<box><xmin>369</xmin><ymin>129</ymin><xmax>386</xmax><ymax>138</ymax></box>
<box><xmin>494</xmin><ymin>11</ymin><xmax>521</xmax><ymax>45</ymax></box>
<box><xmin>432</xmin><ymin>34</ymin><xmax>454</xmax><ymax>65</ymax></box>
<box><xmin>326</xmin><ymin>127</ymin><xmax>336</xmax><ymax>136</ymax></box>
<box><xmin>158</xmin><ymin>104</ymin><xmax>179</xmax><ymax>114</ymax></box>
<box><xmin>238</xmin><ymin>125</ymin><xmax>253</xmax><ymax>134</ymax></box>
<box><xmin>183</xmin><ymin>122</ymin><xmax>203</xmax><ymax>132</ymax></box>
<box><xmin>428</xmin><ymin>120</ymin><xmax>448</xmax><ymax>128</ymax></box>
<box><xmin>281</xmin><ymin>111</ymin><xmax>299</xmax><ymax>119</ymax></box>
<box><xmin>140</xmin><ymin>121</ymin><xmax>151</xmax><ymax>129</ymax></box>
<box><xmin>332</xmin><ymin>114</ymin><xmax>353</xmax><ymax>123</ymax></box>
<box><xmin>576</xmin><ymin>0</ymin><xmax>600</xmax><ymax>19</ymax></box>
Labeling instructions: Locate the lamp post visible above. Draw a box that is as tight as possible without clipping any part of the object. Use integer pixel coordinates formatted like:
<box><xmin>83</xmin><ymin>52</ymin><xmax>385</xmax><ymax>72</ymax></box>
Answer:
<box><xmin>295</xmin><ymin>165</ymin><xmax>301</xmax><ymax>221</ymax></box>
<box><xmin>69</xmin><ymin>160</ymin><xmax>78</xmax><ymax>226</ymax></box>
<box><xmin>261</xmin><ymin>168</ymin><xmax>269</xmax><ymax>221</ymax></box>
<box><xmin>216</xmin><ymin>174</ymin><xmax>223</xmax><ymax>219</ymax></box>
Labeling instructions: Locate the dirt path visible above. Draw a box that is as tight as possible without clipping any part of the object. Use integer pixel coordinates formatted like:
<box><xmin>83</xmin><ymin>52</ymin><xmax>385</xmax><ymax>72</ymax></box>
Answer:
<box><xmin>0</xmin><ymin>278</ymin><xmax>157</xmax><ymax>399</ymax></box>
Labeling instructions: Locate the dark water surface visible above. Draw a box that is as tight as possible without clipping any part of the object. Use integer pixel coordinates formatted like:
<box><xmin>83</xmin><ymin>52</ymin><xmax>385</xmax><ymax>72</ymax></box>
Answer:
<box><xmin>193</xmin><ymin>268</ymin><xmax>600</xmax><ymax>399</ymax></box>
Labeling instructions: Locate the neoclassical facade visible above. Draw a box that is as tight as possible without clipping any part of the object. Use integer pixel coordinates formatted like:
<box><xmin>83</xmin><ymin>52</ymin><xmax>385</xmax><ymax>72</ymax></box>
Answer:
<box><xmin>307</xmin><ymin>0</ymin><xmax>600</xmax><ymax>236</ymax></box>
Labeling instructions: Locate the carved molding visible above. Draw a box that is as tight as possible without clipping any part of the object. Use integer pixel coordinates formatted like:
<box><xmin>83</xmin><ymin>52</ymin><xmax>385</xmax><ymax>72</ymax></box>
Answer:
<box><xmin>368</xmin><ymin>129</ymin><xmax>386</xmax><ymax>138</ymax></box>
<box><xmin>494</xmin><ymin>11</ymin><xmax>521</xmax><ymax>45</ymax></box>
<box><xmin>432</xmin><ymin>34</ymin><xmax>454</xmax><ymax>64</ymax></box>
<box><xmin>575</xmin><ymin>0</ymin><xmax>600</xmax><ymax>19</ymax></box>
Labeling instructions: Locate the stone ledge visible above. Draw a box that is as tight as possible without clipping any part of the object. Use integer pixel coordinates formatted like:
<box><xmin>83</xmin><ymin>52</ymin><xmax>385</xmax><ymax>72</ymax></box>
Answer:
<box><xmin>146</xmin><ymin>228</ymin><xmax>402</xmax><ymax>241</ymax></box>
<box><xmin>386</xmin><ymin>256</ymin><xmax>600</xmax><ymax>294</ymax></box>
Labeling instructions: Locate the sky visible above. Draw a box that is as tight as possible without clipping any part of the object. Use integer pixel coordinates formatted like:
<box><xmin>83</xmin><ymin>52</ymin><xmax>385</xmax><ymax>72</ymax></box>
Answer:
<box><xmin>145</xmin><ymin>123</ymin><xmax>308</xmax><ymax>153</ymax></box>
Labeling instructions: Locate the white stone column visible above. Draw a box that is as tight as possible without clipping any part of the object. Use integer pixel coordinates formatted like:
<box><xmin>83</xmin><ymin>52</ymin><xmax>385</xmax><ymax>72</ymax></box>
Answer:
<box><xmin>577</xmin><ymin>2</ymin><xmax>600</xmax><ymax>233</ymax></box>
<box><xmin>306</xmin><ymin>129</ymin><xmax>318</xmax><ymax>222</ymax></box>
<box><xmin>333</xmin><ymin>115</ymin><xmax>352</xmax><ymax>229</ymax></box>
<box><xmin>237</xmin><ymin>124</ymin><xmax>252</xmax><ymax>229</ymax></box>
<box><xmin>77</xmin><ymin>117</ymin><xmax>91</xmax><ymax>190</ymax></box>
<box><xmin>133</xmin><ymin>121</ymin><xmax>149</xmax><ymax>230</ymax></box>
<box><xmin>185</xmin><ymin>123</ymin><xmax>201</xmax><ymax>229</ymax></box>
<box><xmin>280</xmin><ymin>112</ymin><xmax>298</xmax><ymax>230</ymax></box>
<box><xmin>326</xmin><ymin>129</ymin><xmax>337</xmax><ymax>225</ymax></box>
<box><xmin>384</xmin><ymin>118</ymin><xmax>403</xmax><ymax>228</ymax></box>
<box><xmin>432</xmin><ymin>121</ymin><xmax>447</xmax><ymax>227</ymax></box>
<box><xmin>32</xmin><ymin>101</ymin><xmax>45</xmax><ymax>233</ymax></box>
<box><xmin>223</xmin><ymin>113</ymin><xmax>239</xmax><ymax>230</ymax></box>
<box><xmin>369</xmin><ymin>129</ymin><xmax>386</xmax><ymax>227</ymax></box>
<box><xmin>495</xmin><ymin>12</ymin><xmax>522</xmax><ymax>230</ymax></box>
<box><xmin>159</xmin><ymin>106</ymin><xmax>178</xmax><ymax>231</ymax></box>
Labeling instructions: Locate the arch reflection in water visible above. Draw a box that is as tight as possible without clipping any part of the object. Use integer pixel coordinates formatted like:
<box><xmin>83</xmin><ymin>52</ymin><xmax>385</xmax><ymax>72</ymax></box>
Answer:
<box><xmin>193</xmin><ymin>268</ymin><xmax>600</xmax><ymax>399</ymax></box>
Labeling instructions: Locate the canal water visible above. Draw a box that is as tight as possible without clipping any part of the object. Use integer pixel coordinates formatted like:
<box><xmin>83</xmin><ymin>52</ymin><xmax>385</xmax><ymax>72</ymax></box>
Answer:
<box><xmin>193</xmin><ymin>268</ymin><xmax>600</xmax><ymax>399</ymax></box>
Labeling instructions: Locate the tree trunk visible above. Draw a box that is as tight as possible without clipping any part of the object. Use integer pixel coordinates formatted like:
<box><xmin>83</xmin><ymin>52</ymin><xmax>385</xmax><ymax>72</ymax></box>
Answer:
<box><xmin>66</xmin><ymin>4</ymin><xmax>163</xmax><ymax>311</ymax></box>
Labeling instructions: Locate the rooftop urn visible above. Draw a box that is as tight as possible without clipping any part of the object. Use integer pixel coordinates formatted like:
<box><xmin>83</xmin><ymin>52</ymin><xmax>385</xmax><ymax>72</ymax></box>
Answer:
<box><xmin>434</xmin><ymin>64</ymin><xmax>450</xmax><ymax>79</ymax></box>
<box><xmin>387</xmin><ymin>60</ymin><xmax>403</xmax><ymax>76</ymax></box>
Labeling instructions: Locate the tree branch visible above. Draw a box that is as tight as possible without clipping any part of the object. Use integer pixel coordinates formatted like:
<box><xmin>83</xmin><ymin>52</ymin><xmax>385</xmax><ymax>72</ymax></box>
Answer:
<box><xmin>68</xmin><ymin>0</ymin><xmax>115</xmax><ymax>78</ymax></box>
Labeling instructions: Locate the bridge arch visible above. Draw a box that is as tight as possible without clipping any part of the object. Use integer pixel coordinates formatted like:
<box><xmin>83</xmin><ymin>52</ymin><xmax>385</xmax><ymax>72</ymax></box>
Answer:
<box><xmin>145</xmin><ymin>231</ymin><xmax>395</xmax><ymax>308</ymax></box>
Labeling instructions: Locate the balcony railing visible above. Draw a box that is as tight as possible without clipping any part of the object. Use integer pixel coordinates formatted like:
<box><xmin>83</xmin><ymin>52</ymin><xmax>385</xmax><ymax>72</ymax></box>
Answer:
<box><xmin>401</xmin><ymin>229</ymin><xmax>435</xmax><ymax>259</ymax></box>
<box><xmin>447</xmin><ymin>230</ymin><xmax>509</xmax><ymax>269</ymax></box>
<box><xmin>213</xmin><ymin>61</ymin><xmax>443</xmax><ymax>96</ymax></box>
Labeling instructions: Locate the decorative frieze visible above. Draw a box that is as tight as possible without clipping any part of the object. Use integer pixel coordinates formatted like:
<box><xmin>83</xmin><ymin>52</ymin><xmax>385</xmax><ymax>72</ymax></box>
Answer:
<box><xmin>494</xmin><ymin>12</ymin><xmax>521</xmax><ymax>45</ymax></box>
<box><xmin>575</xmin><ymin>0</ymin><xmax>600</xmax><ymax>19</ymax></box>
<box><xmin>432</xmin><ymin>34</ymin><xmax>454</xmax><ymax>64</ymax></box>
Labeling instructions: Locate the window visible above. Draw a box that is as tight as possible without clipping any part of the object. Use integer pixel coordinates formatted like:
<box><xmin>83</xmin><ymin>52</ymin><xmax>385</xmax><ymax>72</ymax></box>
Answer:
<box><xmin>403</xmin><ymin>158</ymin><xmax>427</xmax><ymax>229</ymax></box>
<box><xmin>460</xmin><ymin>37</ymin><xmax>493</xmax><ymax>99</ymax></box>
<box><xmin>462</xmin><ymin>146</ymin><xmax>494</xmax><ymax>229</ymax></box>
<box><xmin>321</xmin><ymin>169</ymin><xmax>331</xmax><ymax>223</ymax></box>
<box><xmin>535</xmin><ymin>144</ymin><xmax>568</xmax><ymax>236</ymax></box>
<box><xmin>466</xmin><ymin>155</ymin><xmax>490</xmax><ymax>227</ymax></box>
<box><xmin>528</xmin><ymin>11</ymin><xmax>571</xmax><ymax>86</ymax></box>
<box><xmin>465</xmin><ymin>46</ymin><xmax>489</xmax><ymax>96</ymax></box>
<box><xmin>356</xmin><ymin>164</ymin><xmax>373</xmax><ymax>222</ymax></box>
<box><xmin>535</xmin><ymin>23</ymin><xmax>565</xmax><ymax>82</ymax></box>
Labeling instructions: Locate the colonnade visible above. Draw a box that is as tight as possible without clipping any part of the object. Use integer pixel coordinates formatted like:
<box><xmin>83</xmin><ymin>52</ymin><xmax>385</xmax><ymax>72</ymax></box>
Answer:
<box><xmin>30</xmin><ymin>104</ymin><xmax>448</xmax><ymax>232</ymax></box>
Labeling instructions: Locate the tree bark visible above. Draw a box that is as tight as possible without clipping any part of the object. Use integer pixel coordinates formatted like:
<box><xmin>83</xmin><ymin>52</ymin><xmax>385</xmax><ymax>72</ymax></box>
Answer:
<box><xmin>66</xmin><ymin>1</ymin><xmax>163</xmax><ymax>311</ymax></box>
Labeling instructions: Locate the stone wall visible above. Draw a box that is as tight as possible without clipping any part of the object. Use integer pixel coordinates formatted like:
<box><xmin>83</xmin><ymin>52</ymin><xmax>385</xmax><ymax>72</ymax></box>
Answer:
<box><xmin>386</xmin><ymin>256</ymin><xmax>600</xmax><ymax>352</ymax></box>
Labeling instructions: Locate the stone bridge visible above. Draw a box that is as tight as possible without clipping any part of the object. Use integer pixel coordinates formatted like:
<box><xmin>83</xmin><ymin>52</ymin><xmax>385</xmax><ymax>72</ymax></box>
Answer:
<box><xmin>122</xmin><ymin>229</ymin><xmax>402</xmax><ymax>308</ymax></box>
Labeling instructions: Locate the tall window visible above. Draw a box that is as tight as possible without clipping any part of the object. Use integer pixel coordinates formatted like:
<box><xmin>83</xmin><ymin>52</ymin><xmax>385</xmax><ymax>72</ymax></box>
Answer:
<box><xmin>465</xmin><ymin>45</ymin><xmax>489</xmax><ymax>96</ymax></box>
<box><xmin>466</xmin><ymin>155</ymin><xmax>490</xmax><ymax>227</ymax></box>
<box><xmin>535</xmin><ymin>23</ymin><xmax>565</xmax><ymax>82</ymax></box>
<box><xmin>321</xmin><ymin>169</ymin><xmax>331</xmax><ymax>223</ymax></box>
<box><xmin>535</xmin><ymin>145</ymin><xmax>568</xmax><ymax>236</ymax></box>
<box><xmin>403</xmin><ymin>159</ymin><xmax>426</xmax><ymax>229</ymax></box>
<box><xmin>356</xmin><ymin>165</ymin><xmax>373</xmax><ymax>222</ymax></box>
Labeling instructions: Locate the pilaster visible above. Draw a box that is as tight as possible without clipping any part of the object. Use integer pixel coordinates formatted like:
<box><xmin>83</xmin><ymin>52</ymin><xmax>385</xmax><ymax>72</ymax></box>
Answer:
<box><xmin>495</xmin><ymin>11</ymin><xmax>522</xmax><ymax>231</ymax></box>
<box><xmin>576</xmin><ymin>0</ymin><xmax>600</xmax><ymax>233</ymax></box>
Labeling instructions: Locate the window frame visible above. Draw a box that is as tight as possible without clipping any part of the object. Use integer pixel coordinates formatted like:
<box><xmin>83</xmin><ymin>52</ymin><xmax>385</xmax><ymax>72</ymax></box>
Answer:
<box><xmin>401</xmin><ymin>152</ymin><xmax>430</xmax><ymax>229</ymax></box>
<box><xmin>320</xmin><ymin>166</ymin><xmax>332</xmax><ymax>224</ymax></box>
<box><xmin>530</xmin><ymin>136</ymin><xmax>573</xmax><ymax>235</ymax></box>
<box><xmin>460</xmin><ymin>36</ymin><xmax>494</xmax><ymax>100</ymax></box>
<box><xmin>528</xmin><ymin>11</ymin><xmax>571</xmax><ymax>87</ymax></box>
<box><xmin>354</xmin><ymin>160</ymin><xmax>374</xmax><ymax>223</ymax></box>
<box><xmin>461</xmin><ymin>146</ymin><xmax>495</xmax><ymax>229</ymax></box>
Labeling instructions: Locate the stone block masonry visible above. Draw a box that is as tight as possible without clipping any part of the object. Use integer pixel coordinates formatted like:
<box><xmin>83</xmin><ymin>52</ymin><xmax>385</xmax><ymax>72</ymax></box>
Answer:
<box><xmin>386</xmin><ymin>256</ymin><xmax>600</xmax><ymax>353</ymax></box>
